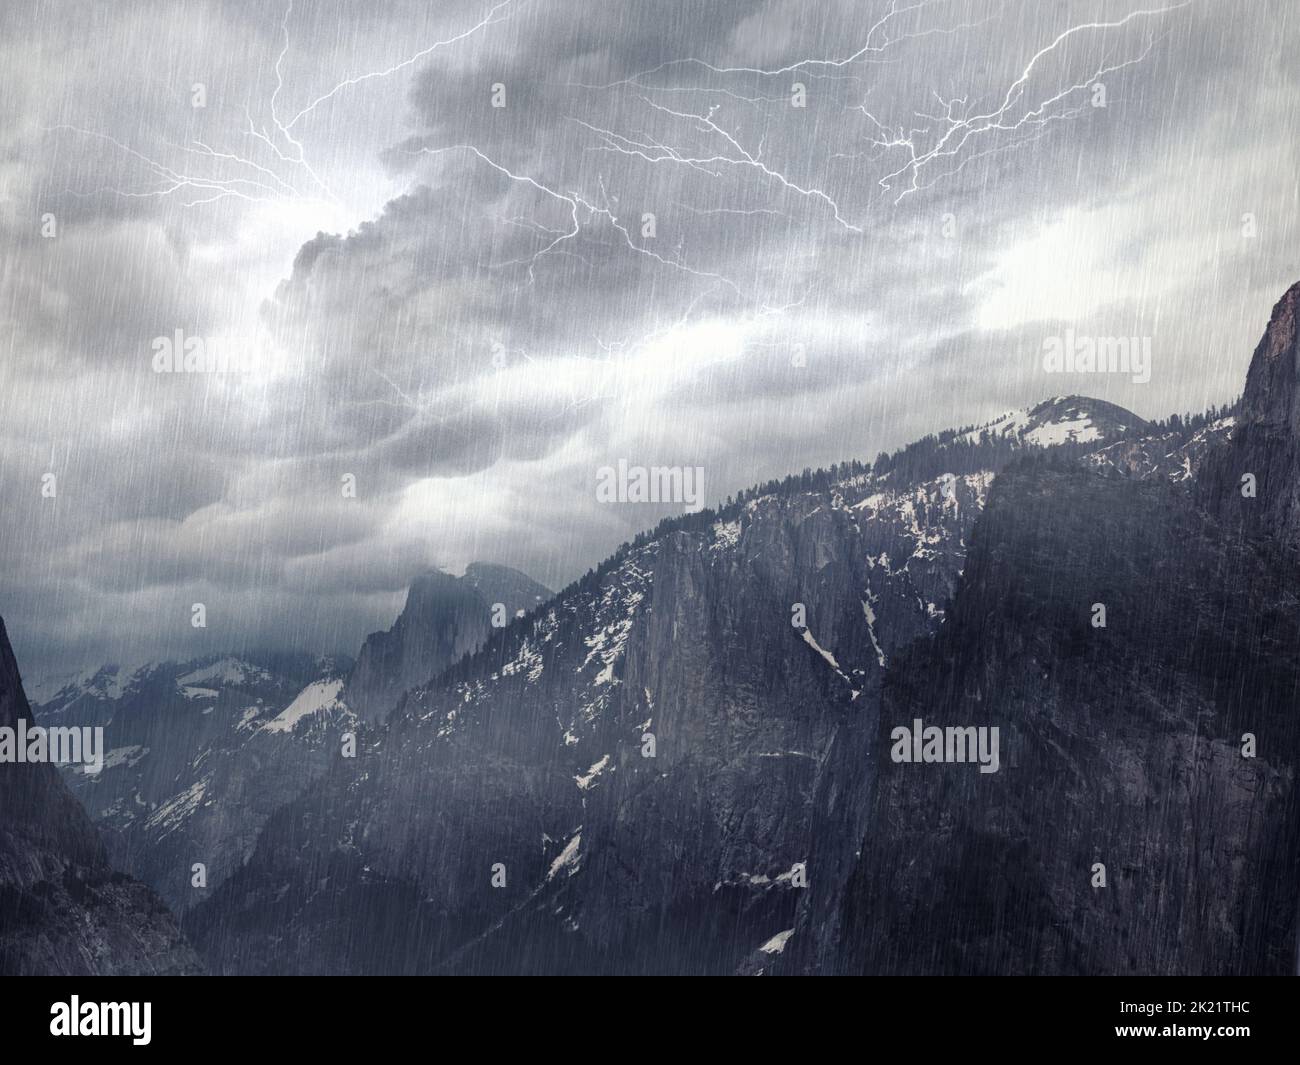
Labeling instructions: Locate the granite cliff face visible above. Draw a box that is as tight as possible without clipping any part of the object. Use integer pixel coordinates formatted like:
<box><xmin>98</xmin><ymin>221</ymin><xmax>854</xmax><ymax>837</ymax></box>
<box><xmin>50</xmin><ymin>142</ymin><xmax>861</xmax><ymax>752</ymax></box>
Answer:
<box><xmin>0</xmin><ymin>618</ymin><xmax>201</xmax><ymax>975</ymax></box>
<box><xmin>1200</xmin><ymin>281</ymin><xmax>1300</xmax><ymax>545</ymax></box>
<box><xmin>1239</xmin><ymin>282</ymin><xmax>1300</xmax><ymax>433</ymax></box>
<box><xmin>832</xmin><ymin>459</ymin><xmax>1300</xmax><ymax>974</ymax></box>
<box><xmin>187</xmin><ymin>398</ymin><xmax>1153</xmax><ymax>974</ymax></box>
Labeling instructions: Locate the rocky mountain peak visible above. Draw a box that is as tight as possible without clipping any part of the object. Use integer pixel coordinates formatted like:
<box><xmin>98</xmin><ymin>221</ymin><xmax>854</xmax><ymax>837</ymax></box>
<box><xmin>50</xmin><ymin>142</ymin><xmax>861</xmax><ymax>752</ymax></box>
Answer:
<box><xmin>401</xmin><ymin>568</ymin><xmax>464</xmax><ymax>610</ymax></box>
<box><xmin>1196</xmin><ymin>281</ymin><xmax>1300</xmax><ymax>546</ymax></box>
<box><xmin>342</xmin><ymin>564</ymin><xmax>551</xmax><ymax>723</ymax></box>
<box><xmin>461</xmin><ymin>562</ymin><xmax>551</xmax><ymax>614</ymax></box>
<box><xmin>1239</xmin><ymin>280</ymin><xmax>1300</xmax><ymax>433</ymax></box>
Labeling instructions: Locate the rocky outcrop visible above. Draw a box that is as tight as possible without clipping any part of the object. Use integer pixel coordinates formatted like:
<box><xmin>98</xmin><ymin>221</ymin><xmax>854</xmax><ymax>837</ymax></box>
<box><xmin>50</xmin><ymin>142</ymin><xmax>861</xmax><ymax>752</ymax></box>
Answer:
<box><xmin>0</xmin><ymin>617</ymin><xmax>201</xmax><ymax>975</ymax></box>
<box><xmin>1086</xmin><ymin>415</ymin><xmax>1235</xmax><ymax>483</ymax></box>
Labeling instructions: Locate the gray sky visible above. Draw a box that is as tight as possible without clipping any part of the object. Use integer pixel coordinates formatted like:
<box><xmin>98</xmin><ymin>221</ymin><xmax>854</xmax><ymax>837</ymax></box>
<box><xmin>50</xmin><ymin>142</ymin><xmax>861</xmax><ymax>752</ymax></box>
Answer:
<box><xmin>2</xmin><ymin>0</ymin><xmax>1297</xmax><ymax>675</ymax></box>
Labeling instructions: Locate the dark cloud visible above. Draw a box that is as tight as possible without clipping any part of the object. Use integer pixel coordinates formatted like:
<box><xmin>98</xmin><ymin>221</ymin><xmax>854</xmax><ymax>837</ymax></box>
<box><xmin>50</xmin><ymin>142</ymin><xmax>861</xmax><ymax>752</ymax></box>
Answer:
<box><xmin>3</xmin><ymin>0</ymin><xmax>1299</xmax><ymax>675</ymax></box>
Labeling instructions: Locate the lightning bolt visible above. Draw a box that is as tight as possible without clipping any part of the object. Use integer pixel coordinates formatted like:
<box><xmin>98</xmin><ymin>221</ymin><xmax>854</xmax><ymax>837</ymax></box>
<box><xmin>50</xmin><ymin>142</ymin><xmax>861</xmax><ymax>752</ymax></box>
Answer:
<box><xmin>42</xmin><ymin>125</ymin><xmax>310</xmax><ymax>208</ymax></box>
<box><xmin>575</xmin><ymin>97</ymin><xmax>864</xmax><ymax>233</ymax></box>
<box><xmin>46</xmin><ymin>0</ymin><xmax>523</xmax><ymax>213</ymax></box>
<box><xmin>563</xmin><ymin>0</ymin><xmax>1188</xmax><ymax>223</ymax></box>
<box><xmin>284</xmin><ymin>0</ymin><xmax>523</xmax><ymax>130</ymax></box>
<box><xmin>857</xmin><ymin>5</ymin><xmax>1188</xmax><ymax>200</ymax></box>
<box><xmin>408</xmin><ymin>143</ymin><xmax>748</xmax><ymax>295</ymax></box>
<box><xmin>574</xmin><ymin>0</ymin><xmax>997</xmax><ymax>88</ymax></box>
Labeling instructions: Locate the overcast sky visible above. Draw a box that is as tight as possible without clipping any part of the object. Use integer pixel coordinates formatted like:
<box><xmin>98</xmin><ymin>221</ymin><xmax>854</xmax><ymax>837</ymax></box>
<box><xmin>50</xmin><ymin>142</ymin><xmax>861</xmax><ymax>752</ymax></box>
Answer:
<box><xmin>2</xmin><ymin>0</ymin><xmax>1297</xmax><ymax>676</ymax></box>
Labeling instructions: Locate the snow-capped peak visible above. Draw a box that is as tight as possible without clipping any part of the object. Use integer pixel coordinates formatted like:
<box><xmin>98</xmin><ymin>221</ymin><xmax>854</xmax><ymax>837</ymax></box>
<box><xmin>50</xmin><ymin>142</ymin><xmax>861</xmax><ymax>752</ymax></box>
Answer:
<box><xmin>960</xmin><ymin>395</ymin><xmax>1145</xmax><ymax>449</ymax></box>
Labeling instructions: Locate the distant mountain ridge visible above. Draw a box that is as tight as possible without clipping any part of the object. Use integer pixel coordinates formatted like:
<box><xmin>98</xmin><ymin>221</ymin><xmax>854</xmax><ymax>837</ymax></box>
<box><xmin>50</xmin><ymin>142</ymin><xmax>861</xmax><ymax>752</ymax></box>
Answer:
<box><xmin>34</xmin><ymin>563</ymin><xmax>551</xmax><ymax>914</ymax></box>
<box><xmin>36</xmin><ymin>652</ymin><xmax>353</xmax><ymax>913</ymax></box>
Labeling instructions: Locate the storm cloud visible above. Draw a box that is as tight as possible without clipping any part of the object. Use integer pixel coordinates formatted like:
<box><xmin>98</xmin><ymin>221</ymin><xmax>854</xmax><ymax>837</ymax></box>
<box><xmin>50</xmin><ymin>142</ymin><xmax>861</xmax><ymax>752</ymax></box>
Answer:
<box><xmin>2</xmin><ymin>0</ymin><xmax>1297</xmax><ymax>675</ymax></box>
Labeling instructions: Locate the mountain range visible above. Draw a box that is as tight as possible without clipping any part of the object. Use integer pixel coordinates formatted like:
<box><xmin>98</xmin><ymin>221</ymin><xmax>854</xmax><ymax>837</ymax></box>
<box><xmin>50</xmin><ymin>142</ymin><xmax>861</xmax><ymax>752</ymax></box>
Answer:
<box><xmin>4</xmin><ymin>282</ymin><xmax>1295</xmax><ymax>975</ymax></box>
<box><xmin>25</xmin><ymin>564</ymin><xmax>552</xmax><ymax>919</ymax></box>
<box><xmin>182</xmin><ymin>390</ymin><xmax>1238</xmax><ymax>974</ymax></box>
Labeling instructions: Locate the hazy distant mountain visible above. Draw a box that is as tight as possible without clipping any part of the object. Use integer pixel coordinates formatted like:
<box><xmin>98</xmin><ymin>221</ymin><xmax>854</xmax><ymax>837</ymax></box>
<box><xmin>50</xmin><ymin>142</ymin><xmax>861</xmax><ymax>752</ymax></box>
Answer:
<box><xmin>37</xmin><ymin>653</ymin><xmax>353</xmax><ymax>913</ymax></box>
<box><xmin>343</xmin><ymin>564</ymin><xmax>551</xmax><ymax>724</ymax></box>
<box><xmin>36</xmin><ymin>563</ymin><xmax>552</xmax><ymax>914</ymax></box>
